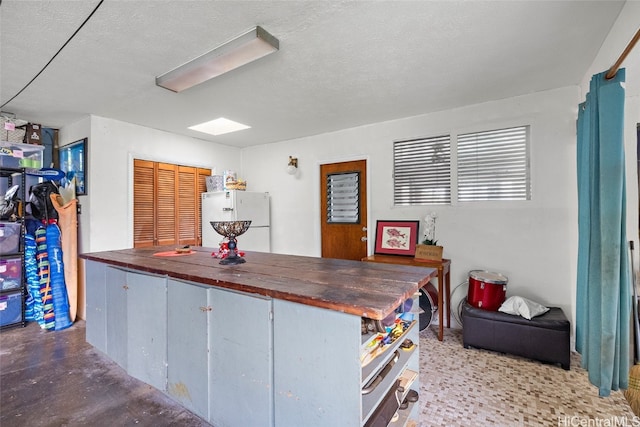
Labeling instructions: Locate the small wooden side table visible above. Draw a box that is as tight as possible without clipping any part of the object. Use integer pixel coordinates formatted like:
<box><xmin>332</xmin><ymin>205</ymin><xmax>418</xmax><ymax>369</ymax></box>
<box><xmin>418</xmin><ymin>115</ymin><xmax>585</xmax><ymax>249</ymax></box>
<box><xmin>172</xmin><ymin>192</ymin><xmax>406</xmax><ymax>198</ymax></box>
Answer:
<box><xmin>362</xmin><ymin>255</ymin><xmax>451</xmax><ymax>341</ymax></box>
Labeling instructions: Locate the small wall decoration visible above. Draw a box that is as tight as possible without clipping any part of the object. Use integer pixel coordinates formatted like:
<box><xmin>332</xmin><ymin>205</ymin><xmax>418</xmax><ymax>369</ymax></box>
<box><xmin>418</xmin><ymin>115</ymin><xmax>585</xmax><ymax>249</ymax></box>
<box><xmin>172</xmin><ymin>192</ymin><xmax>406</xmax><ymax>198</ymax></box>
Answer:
<box><xmin>374</xmin><ymin>220</ymin><xmax>420</xmax><ymax>256</ymax></box>
<box><xmin>59</xmin><ymin>138</ymin><xmax>87</xmax><ymax>195</ymax></box>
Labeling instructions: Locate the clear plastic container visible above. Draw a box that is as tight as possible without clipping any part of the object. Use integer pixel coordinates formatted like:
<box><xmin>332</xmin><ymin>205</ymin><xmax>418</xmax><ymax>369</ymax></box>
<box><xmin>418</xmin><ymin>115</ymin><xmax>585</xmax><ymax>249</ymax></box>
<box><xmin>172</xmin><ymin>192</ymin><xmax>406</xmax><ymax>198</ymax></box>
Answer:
<box><xmin>0</xmin><ymin>221</ymin><xmax>21</xmax><ymax>254</ymax></box>
<box><xmin>0</xmin><ymin>141</ymin><xmax>44</xmax><ymax>169</ymax></box>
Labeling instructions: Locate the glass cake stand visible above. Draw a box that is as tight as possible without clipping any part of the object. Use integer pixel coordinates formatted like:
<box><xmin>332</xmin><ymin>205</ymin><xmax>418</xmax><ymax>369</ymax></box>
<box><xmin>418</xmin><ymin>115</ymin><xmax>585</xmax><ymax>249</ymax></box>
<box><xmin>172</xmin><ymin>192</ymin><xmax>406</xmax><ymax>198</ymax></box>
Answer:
<box><xmin>210</xmin><ymin>220</ymin><xmax>252</xmax><ymax>265</ymax></box>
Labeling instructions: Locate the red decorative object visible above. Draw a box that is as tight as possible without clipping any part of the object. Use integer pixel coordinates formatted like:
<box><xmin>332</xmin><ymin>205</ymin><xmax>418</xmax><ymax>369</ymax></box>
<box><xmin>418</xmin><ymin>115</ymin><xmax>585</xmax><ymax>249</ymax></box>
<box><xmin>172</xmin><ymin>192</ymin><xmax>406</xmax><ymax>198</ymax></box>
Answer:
<box><xmin>213</xmin><ymin>240</ymin><xmax>243</xmax><ymax>259</ymax></box>
<box><xmin>467</xmin><ymin>270</ymin><xmax>508</xmax><ymax>311</ymax></box>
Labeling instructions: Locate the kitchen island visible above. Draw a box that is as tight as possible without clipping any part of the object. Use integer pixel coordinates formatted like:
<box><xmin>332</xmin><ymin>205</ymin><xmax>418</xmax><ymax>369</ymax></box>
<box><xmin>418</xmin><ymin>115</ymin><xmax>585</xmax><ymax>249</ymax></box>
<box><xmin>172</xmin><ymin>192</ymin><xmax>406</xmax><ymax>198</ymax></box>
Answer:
<box><xmin>81</xmin><ymin>246</ymin><xmax>436</xmax><ymax>427</ymax></box>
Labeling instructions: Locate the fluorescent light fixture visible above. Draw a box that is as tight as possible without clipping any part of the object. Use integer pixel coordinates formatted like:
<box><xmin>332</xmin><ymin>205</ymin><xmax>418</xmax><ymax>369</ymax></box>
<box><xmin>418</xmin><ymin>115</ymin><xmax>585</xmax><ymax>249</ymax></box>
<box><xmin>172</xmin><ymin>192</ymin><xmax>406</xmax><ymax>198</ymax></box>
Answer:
<box><xmin>156</xmin><ymin>26</ymin><xmax>279</xmax><ymax>92</ymax></box>
<box><xmin>188</xmin><ymin>117</ymin><xmax>250</xmax><ymax>136</ymax></box>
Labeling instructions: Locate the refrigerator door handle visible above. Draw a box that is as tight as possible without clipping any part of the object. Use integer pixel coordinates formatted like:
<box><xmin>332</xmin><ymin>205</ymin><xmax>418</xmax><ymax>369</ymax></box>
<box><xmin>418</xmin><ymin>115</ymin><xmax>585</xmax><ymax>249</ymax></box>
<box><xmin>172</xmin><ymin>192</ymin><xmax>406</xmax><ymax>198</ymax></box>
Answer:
<box><xmin>222</xmin><ymin>208</ymin><xmax>234</xmax><ymax>211</ymax></box>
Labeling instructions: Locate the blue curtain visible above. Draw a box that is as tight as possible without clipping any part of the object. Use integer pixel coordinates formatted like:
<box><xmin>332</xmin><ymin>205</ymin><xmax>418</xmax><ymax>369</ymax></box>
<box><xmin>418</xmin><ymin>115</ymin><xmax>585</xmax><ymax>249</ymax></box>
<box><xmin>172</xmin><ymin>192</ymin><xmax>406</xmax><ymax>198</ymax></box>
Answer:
<box><xmin>576</xmin><ymin>69</ymin><xmax>629</xmax><ymax>397</ymax></box>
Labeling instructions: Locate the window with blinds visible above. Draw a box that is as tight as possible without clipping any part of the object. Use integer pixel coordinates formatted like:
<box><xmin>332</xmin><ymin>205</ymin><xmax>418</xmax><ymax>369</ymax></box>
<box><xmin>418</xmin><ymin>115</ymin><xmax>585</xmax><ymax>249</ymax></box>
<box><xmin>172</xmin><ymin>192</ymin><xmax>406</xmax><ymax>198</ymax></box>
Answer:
<box><xmin>457</xmin><ymin>126</ymin><xmax>530</xmax><ymax>201</ymax></box>
<box><xmin>326</xmin><ymin>172</ymin><xmax>360</xmax><ymax>223</ymax></box>
<box><xmin>393</xmin><ymin>135</ymin><xmax>451</xmax><ymax>205</ymax></box>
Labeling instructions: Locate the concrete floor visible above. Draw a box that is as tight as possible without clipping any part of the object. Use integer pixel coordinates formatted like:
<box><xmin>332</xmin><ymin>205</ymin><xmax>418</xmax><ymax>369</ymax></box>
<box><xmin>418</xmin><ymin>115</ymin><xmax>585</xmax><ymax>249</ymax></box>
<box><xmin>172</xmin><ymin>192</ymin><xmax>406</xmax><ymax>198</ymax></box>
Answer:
<box><xmin>0</xmin><ymin>320</ymin><xmax>210</xmax><ymax>427</ymax></box>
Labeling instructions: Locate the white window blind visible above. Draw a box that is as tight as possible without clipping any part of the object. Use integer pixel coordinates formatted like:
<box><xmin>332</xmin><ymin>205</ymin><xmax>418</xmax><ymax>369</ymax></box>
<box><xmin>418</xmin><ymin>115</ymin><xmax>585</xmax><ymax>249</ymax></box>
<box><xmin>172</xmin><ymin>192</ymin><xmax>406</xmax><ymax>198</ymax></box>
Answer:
<box><xmin>394</xmin><ymin>135</ymin><xmax>451</xmax><ymax>205</ymax></box>
<box><xmin>457</xmin><ymin>126</ymin><xmax>530</xmax><ymax>201</ymax></box>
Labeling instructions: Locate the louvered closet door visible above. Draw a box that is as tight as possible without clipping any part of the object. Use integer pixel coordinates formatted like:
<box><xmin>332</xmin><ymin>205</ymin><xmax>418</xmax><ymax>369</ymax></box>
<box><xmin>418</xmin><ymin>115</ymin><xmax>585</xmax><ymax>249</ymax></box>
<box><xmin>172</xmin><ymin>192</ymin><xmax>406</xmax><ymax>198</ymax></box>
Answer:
<box><xmin>133</xmin><ymin>159</ymin><xmax>156</xmax><ymax>247</ymax></box>
<box><xmin>156</xmin><ymin>163</ymin><xmax>178</xmax><ymax>246</ymax></box>
<box><xmin>195</xmin><ymin>168</ymin><xmax>209</xmax><ymax>246</ymax></box>
<box><xmin>178</xmin><ymin>166</ymin><xmax>197</xmax><ymax>245</ymax></box>
<box><xmin>134</xmin><ymin>160</ymin><xmax>212</xmax><ymax>248</ymax></box>
<box><xmin>177</xmin><ymin>166</ymin><xmax>211</xmax><ymax>245</ymax></box>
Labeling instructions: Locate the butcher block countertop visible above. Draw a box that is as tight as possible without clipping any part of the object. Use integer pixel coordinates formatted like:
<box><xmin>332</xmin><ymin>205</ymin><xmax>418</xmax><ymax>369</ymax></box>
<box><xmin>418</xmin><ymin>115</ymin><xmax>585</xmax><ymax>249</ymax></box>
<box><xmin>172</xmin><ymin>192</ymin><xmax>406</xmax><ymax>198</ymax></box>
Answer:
<box><xmin>80</xmin><ymin>246</ymin><xmax>436</xmax><ymax>320</ymax></box>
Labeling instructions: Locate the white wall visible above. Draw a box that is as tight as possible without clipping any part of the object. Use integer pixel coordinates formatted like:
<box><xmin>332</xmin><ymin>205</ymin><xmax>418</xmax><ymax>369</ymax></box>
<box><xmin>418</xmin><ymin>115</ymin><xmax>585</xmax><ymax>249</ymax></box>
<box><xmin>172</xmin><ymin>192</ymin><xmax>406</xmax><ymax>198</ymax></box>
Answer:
<box><xmin>241</xmin><ymin>3</ymin><xmax>640</xmax><ymax>336</ymax></box>
<box><xmin>61</xmin><ymin>115</ymin><xmax>241</xmax><ymax>252</ymax></box>
<box><xmin>242</xmin><ymin>86</ymin><xmax>580</xmax><ymax>331</ymax></box>
<box><xmin>58</xmin><ymin>116</ymin><xmax>92</xmax><ymax>256</ymax></box>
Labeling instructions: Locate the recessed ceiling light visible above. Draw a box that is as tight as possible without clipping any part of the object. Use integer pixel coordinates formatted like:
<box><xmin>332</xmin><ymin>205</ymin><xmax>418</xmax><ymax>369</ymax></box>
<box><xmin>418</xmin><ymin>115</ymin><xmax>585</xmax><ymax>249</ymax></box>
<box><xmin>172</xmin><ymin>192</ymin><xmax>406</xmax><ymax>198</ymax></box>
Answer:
<box><xmin>188</xmin><ymin>117</ymin><xmax>250</xmax><ymax>136</ymax></box>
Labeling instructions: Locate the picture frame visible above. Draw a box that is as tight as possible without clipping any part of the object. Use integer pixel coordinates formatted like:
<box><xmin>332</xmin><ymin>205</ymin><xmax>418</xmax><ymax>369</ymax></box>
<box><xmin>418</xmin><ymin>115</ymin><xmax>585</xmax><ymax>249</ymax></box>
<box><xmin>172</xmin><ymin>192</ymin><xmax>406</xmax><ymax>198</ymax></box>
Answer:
<box><xmin>374</xmin><ymin>220</ymin><xmax>420</xmax><ymax>256</ymax></box>
<box><xmin>59</xmin><ymin>138</ymin><xmax>87</xmax><ymax>195</ymax></box>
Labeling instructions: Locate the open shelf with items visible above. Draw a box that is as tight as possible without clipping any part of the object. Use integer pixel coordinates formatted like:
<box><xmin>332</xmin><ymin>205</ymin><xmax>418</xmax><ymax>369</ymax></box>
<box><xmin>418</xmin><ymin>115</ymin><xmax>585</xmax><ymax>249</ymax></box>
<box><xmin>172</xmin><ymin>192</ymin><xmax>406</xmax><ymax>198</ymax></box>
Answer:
<box><xmin>360</xmin><ymin>301</ymin><xmax>420</xmax><ymax>427</ymax></box>
<box><xmin>0</xmin><ymin>166</ymin><xmax>27</xmax><ymax>329</ymax></box>
<box><xmin>390</xmin><ymin>368</ymin><xmax>419</xmax><ymax>426</ymax></box>
<box><xmin>362</xmin><ymin>343</ymin><xmax>417</xmax><ymax>424</ymax></box>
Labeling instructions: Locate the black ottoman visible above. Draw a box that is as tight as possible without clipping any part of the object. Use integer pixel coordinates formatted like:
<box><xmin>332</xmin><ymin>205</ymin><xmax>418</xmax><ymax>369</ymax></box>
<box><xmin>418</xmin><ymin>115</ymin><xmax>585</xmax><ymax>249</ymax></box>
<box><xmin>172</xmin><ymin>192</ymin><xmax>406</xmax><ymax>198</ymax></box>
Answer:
<box><xmin>461</xmin><ymin>301</ymin><xmax>570</xmax><ymax>370</ymax></box>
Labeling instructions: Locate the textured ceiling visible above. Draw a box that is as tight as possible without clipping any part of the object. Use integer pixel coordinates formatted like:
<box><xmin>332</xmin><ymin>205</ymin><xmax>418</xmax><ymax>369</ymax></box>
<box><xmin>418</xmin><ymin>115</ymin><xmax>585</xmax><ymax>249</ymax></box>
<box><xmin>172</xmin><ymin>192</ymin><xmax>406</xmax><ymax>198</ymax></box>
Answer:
<box><xmin>0</xmin><ymin>0</ymin><xmax>624</xmax><ymax>148</ymax></box>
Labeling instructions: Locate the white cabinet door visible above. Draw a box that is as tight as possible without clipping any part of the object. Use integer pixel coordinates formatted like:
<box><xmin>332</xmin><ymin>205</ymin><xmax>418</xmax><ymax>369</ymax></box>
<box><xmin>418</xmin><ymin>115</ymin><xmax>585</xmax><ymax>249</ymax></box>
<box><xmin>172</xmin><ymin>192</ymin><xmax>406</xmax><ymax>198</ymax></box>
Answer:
<box><xmin>273</xmin><ymin>300</ymin><xmax>361</xmax><ymax>427</ymax></box>
<box><xmin>105</xmin><ymin>266</ymin><xmax>128</xmax><ymax>370</ymax></box>
<box><xmin>126</xmin><ymin>270</ymin><xmax>167</xmax><ymax>391</ymax></box>
<box><xmin>167</xmin><ymin>279</ymin><xmax>210</xmax><ymax>420</ymax></box>
<box><xmin>85</xmin><ymin>261</ymin><xmax>107</xmax><ymax>354</ymax></box>
<box><xmin>167</xmin><ymin>279</ymin><xmax>274</xmax><ymax>426</ymax></box>
<box><xmin>209</xmin><ymin>287</ymin><xmax>273</xmax><ymax>427</ymax></box>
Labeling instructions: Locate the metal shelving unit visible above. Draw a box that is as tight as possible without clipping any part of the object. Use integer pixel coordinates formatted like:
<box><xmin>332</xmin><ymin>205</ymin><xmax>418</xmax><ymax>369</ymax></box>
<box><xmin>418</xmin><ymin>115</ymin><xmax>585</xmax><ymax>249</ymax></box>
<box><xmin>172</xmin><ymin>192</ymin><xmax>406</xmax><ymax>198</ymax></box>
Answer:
<box><xmin>0</xmin><ymin>166</ymin><xmax>27</xmax><ymax>329</ymax></box>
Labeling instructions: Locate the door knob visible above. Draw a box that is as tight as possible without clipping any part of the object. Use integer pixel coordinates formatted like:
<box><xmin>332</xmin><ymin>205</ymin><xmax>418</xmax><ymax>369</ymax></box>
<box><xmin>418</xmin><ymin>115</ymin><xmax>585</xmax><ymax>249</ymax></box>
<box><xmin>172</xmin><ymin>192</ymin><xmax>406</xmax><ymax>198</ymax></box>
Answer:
<box><xmin>362</xmin><ymin>227</ymin><xmax>368</xmax><ymax>232</ymax></box>
<box><xmin>361</xmin><ymin>236</ymin><xmax>368</xmax><ymax>242</ymax></box>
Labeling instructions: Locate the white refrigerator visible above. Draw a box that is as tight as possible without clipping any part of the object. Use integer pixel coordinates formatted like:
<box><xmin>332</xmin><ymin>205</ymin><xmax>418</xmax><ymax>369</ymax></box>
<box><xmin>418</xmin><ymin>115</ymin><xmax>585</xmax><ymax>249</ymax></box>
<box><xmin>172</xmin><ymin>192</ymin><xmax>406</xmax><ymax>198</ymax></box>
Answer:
<box><xmin>201</xmin><ymin>190</ymin><xmax>271</xmax><ymax>252</ymax></box>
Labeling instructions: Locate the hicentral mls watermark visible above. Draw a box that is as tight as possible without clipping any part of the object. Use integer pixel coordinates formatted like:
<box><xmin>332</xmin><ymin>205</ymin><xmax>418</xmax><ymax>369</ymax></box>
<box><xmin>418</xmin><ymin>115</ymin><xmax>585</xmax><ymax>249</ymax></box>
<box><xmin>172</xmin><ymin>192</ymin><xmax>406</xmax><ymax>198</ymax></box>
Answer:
<box><xmin>558</xmin><ymin>416</ymin><xmax>640</xmax><ymax>427</ymax></box>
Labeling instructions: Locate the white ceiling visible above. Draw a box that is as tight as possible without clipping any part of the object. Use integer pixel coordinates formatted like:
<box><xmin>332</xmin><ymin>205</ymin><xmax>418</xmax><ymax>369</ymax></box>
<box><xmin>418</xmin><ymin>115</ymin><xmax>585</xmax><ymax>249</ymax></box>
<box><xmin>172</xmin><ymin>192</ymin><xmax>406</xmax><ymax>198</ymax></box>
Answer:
<box><xmin>0</xmin><ymin>0</ymin><xmax>624</xmax><ymax>148</ymax></box>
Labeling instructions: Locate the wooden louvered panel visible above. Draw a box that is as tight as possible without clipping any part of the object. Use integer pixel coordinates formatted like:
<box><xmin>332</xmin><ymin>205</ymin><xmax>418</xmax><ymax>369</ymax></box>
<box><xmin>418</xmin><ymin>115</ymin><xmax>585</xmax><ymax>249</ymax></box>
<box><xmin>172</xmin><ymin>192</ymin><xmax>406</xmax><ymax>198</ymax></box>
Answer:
<box><xmin>195</xmin><ymin>168</ymin><xmax>210</xmax><ymax>246</ymax></box>
<box><xmin>133</xmin><ymin>159</ymin><xmax>211</xmax><ymax>248</ymax></box>
<box><xmin>196</xmin><ymin>169</ymin><xmax>209</xmax><ymax>195</ymax></box>
<box><xmin>133</xmin><ymin>159</ymin><xmax>155</xmax><ymax>248</ymax></box>
<box><xmin>156</xmin><ymin>163</ymin><xmax>177</xmax><ymax>246</ymax></box>
<box><xmin>178</xmin><ymin>166</ymin><xmax>197</xmax><ymax>245</ymax></box>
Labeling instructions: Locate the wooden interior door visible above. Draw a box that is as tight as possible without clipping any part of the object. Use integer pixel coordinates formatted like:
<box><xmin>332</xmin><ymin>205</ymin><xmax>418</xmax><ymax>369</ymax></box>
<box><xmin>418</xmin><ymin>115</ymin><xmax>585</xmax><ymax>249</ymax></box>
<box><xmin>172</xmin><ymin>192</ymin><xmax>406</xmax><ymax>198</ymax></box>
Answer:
<box><xmin>320</xmin><ymin>160</ymin><xmax>368</xmax><ymax>260</ymax></box>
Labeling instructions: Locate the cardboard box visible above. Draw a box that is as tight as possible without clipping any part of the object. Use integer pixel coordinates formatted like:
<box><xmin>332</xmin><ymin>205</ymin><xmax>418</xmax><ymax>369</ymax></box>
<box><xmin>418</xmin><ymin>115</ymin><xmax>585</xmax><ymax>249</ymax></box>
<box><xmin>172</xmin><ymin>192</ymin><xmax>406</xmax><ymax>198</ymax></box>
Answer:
<box><xmin>26</xmin><ymin>123</ymin><xmax>42</xmax><ymax>145</ymax></box>
<box><xmin>414</xmin><ymin>244</ymin><xmax>443</xmax><ymax>261</ymax></box>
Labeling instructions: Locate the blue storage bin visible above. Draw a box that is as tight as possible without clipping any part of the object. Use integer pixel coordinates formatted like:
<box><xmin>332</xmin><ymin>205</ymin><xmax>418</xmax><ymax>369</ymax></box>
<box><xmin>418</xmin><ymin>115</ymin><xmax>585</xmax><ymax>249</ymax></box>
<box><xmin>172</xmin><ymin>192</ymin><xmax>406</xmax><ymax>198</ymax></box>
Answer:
<box><xmin>0</xmin><ymin>291</ymin><xmax>22</xmax><ymax>327</ymax></box>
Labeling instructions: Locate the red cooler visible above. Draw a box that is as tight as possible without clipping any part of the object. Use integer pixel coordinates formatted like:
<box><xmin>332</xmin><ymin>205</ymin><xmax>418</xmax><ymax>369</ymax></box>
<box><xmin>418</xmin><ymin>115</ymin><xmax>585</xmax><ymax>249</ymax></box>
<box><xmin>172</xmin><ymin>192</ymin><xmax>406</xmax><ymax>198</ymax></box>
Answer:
<box><xmin>467</xmin><ymin>270</ymin><xmax>508</xmax><ymax>311</ymax></box>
